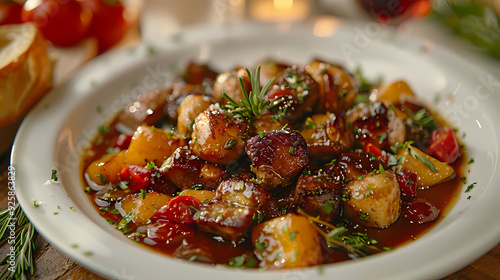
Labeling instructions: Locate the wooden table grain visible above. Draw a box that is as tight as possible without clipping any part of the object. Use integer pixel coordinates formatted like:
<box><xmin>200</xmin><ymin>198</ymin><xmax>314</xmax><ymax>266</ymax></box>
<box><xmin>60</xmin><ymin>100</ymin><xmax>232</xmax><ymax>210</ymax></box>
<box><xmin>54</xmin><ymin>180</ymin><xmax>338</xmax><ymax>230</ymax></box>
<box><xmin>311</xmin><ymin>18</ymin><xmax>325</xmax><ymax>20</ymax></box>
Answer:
<box><xmin>0</xmin><ymin>150</ymin><xmax>499</xmax><ymax>280</ymax></box>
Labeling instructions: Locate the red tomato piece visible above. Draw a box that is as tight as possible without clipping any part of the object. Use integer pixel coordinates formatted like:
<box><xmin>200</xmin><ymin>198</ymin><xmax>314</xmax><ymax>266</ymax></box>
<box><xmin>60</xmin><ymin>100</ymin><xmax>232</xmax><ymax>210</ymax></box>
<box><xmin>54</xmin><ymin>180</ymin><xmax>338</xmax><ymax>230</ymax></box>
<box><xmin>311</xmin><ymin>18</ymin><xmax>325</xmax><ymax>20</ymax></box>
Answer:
<box><xmin>146</xmin><ymin>221</ymin><xmax>193</xmax><ymax>243</ymax></box>
<box><xmin>268</xmin><ymin>88</ymin><xmax>292</xmax><ymax>100</ymax></box>
<box><xmin>427</xmin><ymin>126</ymin><xmax>460</xmax><ymax>164</ymax></box>
<box><xmin>113</xmin><ymin>133</ymin><xmax>133</xmax><ymax>150</ymax></box>
<box><xmin>396</xmin><ymin>168</ymin><xmax>418</xmax><ymax>197</ymax></box>
<box><xmin>0</xmin><ymin>1</ymin><xmax>23</xmax><ymax>25</ymax></box>
<box><xmin>21</xmin><ymin>0</ymin><xmax>91</xmax><ymax>46</ymax></box>
<box><xmin>80</xmin><ymin>0</ymin><xmax>129</xmax><ymax>53</ymax></box>
<box><xmin>151</xmin><ymin>196</ymin><xmax>201</xmax><ymax>224</ymax></box>
<box><xmin>120</xmin><ymin>165</ymin><xmax>152</xmax><ymax>192</ymax></box>
<box><xmin>403</xmin><ymin>198</ymin><xmax>439</xmax><ymax>224</ymax></box>
<box><xmin>363</xmin><ymin>142</ymin><xmax>388</xmax><ymax>163</ymax></box>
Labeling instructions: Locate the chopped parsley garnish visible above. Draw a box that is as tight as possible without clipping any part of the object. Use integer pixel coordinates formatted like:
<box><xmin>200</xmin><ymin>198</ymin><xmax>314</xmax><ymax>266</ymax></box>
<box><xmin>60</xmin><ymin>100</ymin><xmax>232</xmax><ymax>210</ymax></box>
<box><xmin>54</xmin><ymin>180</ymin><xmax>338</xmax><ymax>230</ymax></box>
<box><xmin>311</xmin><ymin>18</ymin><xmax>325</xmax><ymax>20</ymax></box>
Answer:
<box><xmin>140</xmin><ymin>189</ymin><xmax>146</xmax><ymax>199</ymax></box>
<box><xmin>465</xmin><ymin>182</ymin><xmax>477</xmax><ymax>193</ymax></box>
<box><xmin>405</xmin><ymin>107</ymin><xmax>438</xmax><ymax>130</ymax></box>
<box><xmin>51</xmin><ymin>169</ymin><xmax>59</xmax><ymax>182</ymax></box>
<box><xmin>99</xmin><ymin>174</ymin><xmax>108</xmax><ymax>184</ymax></box>
<box><xmin>224</xmin><ymin>139</ymin><xmax>237</xmax><ymax>150</ymax></box>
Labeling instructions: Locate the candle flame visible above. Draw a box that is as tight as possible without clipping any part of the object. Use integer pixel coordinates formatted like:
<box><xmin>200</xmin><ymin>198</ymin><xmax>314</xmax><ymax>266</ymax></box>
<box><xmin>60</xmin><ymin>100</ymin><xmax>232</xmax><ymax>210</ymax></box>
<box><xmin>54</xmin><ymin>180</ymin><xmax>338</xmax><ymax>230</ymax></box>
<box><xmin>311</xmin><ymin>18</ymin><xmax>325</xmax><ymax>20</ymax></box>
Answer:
<box><xmin>274</xmin><ymin>0</ymin><xmax>293</xmax><ymax>10</ymax></box>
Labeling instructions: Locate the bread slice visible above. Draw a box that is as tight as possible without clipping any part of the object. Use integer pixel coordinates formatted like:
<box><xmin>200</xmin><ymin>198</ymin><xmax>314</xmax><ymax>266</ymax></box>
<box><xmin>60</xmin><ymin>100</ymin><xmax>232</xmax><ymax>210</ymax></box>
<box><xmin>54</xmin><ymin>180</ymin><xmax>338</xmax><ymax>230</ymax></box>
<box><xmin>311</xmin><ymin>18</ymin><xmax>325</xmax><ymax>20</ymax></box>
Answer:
<box><xmin>0</xmin><ymin>22</ymin><xmax>53</xmax><ymax>127</ymax></box>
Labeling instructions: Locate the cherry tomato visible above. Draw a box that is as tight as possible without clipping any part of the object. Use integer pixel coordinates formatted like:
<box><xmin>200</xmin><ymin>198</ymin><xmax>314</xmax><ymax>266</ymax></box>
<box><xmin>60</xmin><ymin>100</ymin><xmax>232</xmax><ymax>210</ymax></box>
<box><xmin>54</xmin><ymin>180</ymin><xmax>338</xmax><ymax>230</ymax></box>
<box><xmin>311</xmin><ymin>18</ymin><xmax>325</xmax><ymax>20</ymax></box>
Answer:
<box><xmin>427</xmin><ymin>126</ymin><xmax>460</xmax><ymax>164</ymax></box>
<box><xmin>120</xmin><ymin>165</ymin><xmax>152</xmax><ymax>192</ymax></box>
<box><xmin>151</xmin><ymin>196</ymin><xmax>201</xmax><ymax>224</ymax></box>
<box><xmin>146</xmin><ymin>221</ymin><xmax>193</xmax><ymax>243</ymax></box>
<box><xmin>81</xmin><ymin>0</ymin><xmax>128</xmax><ymax>53</ymax></box>
<box><xmin>396</xmin><ymin>168</ymin><xmax>418</xmax><ymax>197</ymax></box>
<box><xmin>403</xmin><ymin>198</ymin><xmax>439</xmax><ymax>224</ymax></box>
<box><xmin>113</xmin><ymin>133</ymin><xmax>133</xmax><ymax>150</ymax></box>
<box><xmin>0</xmin><ymin>1</ymin><xmax>23</xmax><ymax>25</ymax></box>
<box><xmin>21</xmin><ymin>0</ymin><xmax>91</xmax><ymax>46</ymax></box>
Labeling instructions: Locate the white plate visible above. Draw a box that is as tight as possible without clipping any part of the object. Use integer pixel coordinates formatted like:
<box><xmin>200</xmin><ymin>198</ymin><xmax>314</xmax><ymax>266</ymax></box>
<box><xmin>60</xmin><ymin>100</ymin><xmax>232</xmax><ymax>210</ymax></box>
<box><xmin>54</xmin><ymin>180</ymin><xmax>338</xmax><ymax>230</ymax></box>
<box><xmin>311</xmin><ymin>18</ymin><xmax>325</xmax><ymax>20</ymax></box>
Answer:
<box><xmin>12</xmin><ymin>20</ymin><xmax>500</xmax><ymax>280</ymax></box>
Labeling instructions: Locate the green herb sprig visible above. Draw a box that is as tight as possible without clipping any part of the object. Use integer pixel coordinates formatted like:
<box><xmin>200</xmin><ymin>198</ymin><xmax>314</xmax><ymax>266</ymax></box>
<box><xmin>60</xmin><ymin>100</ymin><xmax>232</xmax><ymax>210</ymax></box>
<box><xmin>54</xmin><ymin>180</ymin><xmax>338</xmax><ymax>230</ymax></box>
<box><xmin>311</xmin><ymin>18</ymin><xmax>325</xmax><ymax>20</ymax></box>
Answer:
<box><xmin>223</xmin><ymin>65</ymin><xmax>281</xmax><ymax>121</ymax></box>
<box><xmin>0</xmin><ymin>204</ymin><xmax>36</xmax><ymax>280</ymax></box>
<box><xmin>297</xmin><ymin>209</ymin><xmax>379</xmax><ymax>258</ymax></box>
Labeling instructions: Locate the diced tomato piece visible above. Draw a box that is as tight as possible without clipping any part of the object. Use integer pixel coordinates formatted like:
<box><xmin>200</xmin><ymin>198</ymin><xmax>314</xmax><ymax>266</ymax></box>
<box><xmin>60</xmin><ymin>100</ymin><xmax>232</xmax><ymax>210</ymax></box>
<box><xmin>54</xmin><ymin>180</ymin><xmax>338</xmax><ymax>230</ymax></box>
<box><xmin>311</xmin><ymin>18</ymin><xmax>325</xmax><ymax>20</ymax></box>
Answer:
<box><xmin>396</xmin><ymin>168</ymin><xmax>418</xmax><ymax>196</ymax></box>
<box><xmin>113</xmin><ymin>133</ymin><xmax>133</xmax><ymax>150</ymax></box>
<box><xmin>268</xmin><ymin>88</ymin><xmax>292</xmax><ymax>100</ymax></box>
<box><xmin>151</xmin><ymin>196</ymin><xmax>201</xmax><ymax>224</ymax></box>
<box><xmin>363</xmin><ymin>142</ymin><xmax>388</xmax><ymax>163</ymax></box>
<box><xmin>427</xmin><ymin>126</ymin><xmax>460</xmax><ymax>164</ymax></box>
<box><xmin>403</xmin><ymin>198</ymin><xmax>439</xmax><ymax>224</ymax></box>
<box><xmin>120</xmin><ymin>165</ymin><xmax>152</xmax><ymax>192</ymax></box>
<box><xmin>146</xmin><ymin>221</ymin><xmax>193</xmax><ymax>243</ymax></box>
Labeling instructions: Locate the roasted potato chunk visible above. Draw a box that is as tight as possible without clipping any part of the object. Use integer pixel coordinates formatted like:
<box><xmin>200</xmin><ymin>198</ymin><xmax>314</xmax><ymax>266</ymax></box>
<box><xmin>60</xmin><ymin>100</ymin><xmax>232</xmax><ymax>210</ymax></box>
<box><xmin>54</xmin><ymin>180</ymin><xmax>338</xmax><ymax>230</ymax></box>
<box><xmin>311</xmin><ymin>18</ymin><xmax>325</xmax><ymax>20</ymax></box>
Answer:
<box><xmin>344</xmin><ymin>171</ymin><xmax>401</xmax><ymax>228</ymax></box>
<box><xmin>300</xmin><ymin>112</ymin><xmax>353</xmax><ymax>160</ymax></box>
<box><xmin>125</xmin><ymin>125</ymin><xmax>185</xmax><ymax>167</ymax></box>
<box><xmin>86</xmin><ymin>150</ymin><xmax>127</xmax><ymax>185</ymax></box>
<box><xmin>245</xmin><ymin>130</ymin><xmax>309</xmax><ymax>189</ymax></box>
<box><xmin>251</xmin><ymin>213</ymin><xmax>322</xmax><ymax>269</ymax></box>
<box><xmin>176</xmin><ymin>94</ymin><xmax>213</xmax><ymax>137</ymax></box>
<box><xmin>212</xmin><ymin>68</ymin><xmax>251</xmax><ymax>104</ymax></box>
<box><xmin>215</xmin><ymin>178</ymin><xmax>267</xmax><ymax>209</ymax></box>
<box><xmin>306</xmin><ymin>60</ymin><xmax>357</xmax><ymax>114</ymax></box>
<box><xmin>190</xmin><ymin>105</ymin><xmax>250</xmax><ymax>165</ymax></box>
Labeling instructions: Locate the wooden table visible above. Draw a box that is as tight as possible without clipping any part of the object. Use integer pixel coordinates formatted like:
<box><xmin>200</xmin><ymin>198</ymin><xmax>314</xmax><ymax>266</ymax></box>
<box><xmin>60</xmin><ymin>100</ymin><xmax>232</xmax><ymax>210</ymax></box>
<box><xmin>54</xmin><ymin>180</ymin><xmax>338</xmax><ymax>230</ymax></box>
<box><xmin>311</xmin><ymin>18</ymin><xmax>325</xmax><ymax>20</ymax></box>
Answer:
<box><xmin>0</xmin><ymin>149</ymin><xmax>499</xmax><ymax>279</ymax></box>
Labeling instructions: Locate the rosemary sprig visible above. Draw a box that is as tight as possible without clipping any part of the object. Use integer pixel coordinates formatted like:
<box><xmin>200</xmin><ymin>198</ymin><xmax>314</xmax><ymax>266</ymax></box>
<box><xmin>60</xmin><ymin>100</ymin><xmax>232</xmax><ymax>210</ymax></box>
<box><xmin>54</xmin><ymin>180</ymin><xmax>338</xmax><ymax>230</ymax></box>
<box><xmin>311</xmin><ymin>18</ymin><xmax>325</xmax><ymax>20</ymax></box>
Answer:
<box><xmin>0</xmin><ymin>204</ymin><xmax>36</xmax><ymax>280</ymax></box>
<box><xmin>297</xmin><ymin>209</ymin><xmax>380</xmax><ymax>258</ymax></box>
<box><xmin>223</xmin><ymin>65</ymin><xmax>280</xmax><ymax>120</ymax></box>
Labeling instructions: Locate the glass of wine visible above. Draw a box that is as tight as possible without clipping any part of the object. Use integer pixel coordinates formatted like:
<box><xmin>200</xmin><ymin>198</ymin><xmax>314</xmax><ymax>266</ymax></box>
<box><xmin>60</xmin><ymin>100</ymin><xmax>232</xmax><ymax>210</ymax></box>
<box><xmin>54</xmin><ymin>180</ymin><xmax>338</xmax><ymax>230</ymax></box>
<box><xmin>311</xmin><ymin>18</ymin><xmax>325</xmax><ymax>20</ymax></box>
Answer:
<box><xmin>355</xmin><ymin>0</ymin><xmax>432</xmax><ymax>25</ymax></box>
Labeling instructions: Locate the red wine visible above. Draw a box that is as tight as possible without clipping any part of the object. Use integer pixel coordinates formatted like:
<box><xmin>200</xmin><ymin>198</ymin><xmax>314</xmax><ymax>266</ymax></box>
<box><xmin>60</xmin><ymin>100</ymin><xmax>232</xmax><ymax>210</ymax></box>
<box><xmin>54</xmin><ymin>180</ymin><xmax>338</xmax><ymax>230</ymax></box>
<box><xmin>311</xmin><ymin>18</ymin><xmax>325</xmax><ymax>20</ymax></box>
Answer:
<box><xmin>355</xmin><ymin>0</ymin><xmax>431</xmax><ymax>24</ymax></box>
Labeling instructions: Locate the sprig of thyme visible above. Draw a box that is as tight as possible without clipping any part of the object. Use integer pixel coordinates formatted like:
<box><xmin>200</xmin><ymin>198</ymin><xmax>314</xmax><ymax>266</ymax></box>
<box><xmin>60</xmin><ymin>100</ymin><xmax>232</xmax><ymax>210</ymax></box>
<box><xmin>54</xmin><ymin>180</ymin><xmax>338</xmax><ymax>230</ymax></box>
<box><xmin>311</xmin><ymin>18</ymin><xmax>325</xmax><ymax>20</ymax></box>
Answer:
<box><xmin>0</xmin><ymin>204</ymin><xmax>36</xmax><ymax>280</ymax></box>
<box><xmin>223</xmin><ymin>65</ymin><xmax>280</xmax><ymax>120</ymax></box>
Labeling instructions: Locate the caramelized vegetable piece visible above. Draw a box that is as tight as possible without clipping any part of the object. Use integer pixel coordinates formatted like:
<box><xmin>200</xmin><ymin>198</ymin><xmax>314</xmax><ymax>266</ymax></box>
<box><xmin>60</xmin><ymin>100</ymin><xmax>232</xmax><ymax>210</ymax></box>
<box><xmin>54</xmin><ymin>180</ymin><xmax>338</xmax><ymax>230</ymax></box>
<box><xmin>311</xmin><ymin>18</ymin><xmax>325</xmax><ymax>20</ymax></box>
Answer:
<box><xmin>300</xmin><ymin>113</ymin><xmax>353</xmax><ymax>160</ymax></box>
<box><xmin>375</xmin><ymin>80</ymin><xmax>415</xmax><ymax>105</ymax></box>
<box><xmin>126</xmin><ymin>126</ymin><xmax>185</xmax><ymax>167</ymax></box>
<box><xmin>182</xmin><ymin>61</ymin><xmax>218</xmax><ymax>85</ymax></box>
<box><xmin>176</xmin><ymin>94</ymin><xmax>213</xmax><ymax>137</ymax></box>
<box><xmin>245</xmin><ymin>130</ymin><xmax>309</xmax><ymax>189</ymax></box>
<box><xmin>86</xmin><ymin>150</ymin><xmax>127</xmax><ymax>185</ymax></box>
<box><xmin>257</xmin><ymin>59</ymin><xmax>289</xmax><ymax>87</ymax></box>
<box><xmin>117</xmin><ymin>87</ymin><xmax>173</xmax><ymax>130</ymax></box>
<box><xmin>305</xmin><ymin>60</ymin><xmax>357</xmax><ymax>114</ymax></box>
<box><xmin>215</xmin><ymin>178</ymin><xmax>267</xmax><ymax>209</ymax></box>
<box><xmin>194</xmin><ymin>200</ymin><xmax>255</xmax><ymax>241</ymax></box>
<box><xmin>292</xmin><ymin>174</ymin><xmax>342</xmax><ymax>223</ymax></box>
<box><xmin>347</xmin><ymin>102</ymin><xmax>406</xmax><ymax>150</ymax></box>
<box><xmin>251</xmin><ymin>213</ymin><xmax>322</xmax><ymax>269</ymax></box>
<box><xmin>326</xmin><ymin>152</ymin><xmax>381</xmax><ymax>182</ymax></box>
<box><xmin>151</xmin><ymin>195</ymin><xmax>201</xmax><ymax>224</ymax></box>
<box><xmin>344</xmin><ymin>171</ymin><xmax>401</xmax><ymax>228</ymax></box>
<box><xmin>251</xmin><ymin>113</ymin><xmax>288</xmax><ymax>133</ymax></box>
<box><xmin>160</xmin><ymin>146</ymin><xmax>227</xmax><ymax>190</ymax></box>
<box><xmin>120</xmin><ymin>191</ymin><xmax>172</xmax><ymax>226</ymax></box>
<box><xmin>266</xmin><ymin>66</ymin><xmax>319</xmax><ymax>124</ymax></box>
<box><xmin>179</xmin><ymin>189</ymin><xmax>216</xmax><ymax>202</ymax></box>
<box><xmin>190</xmin><ymin>105</ymin><xmax>250</xmax><ymax>165</ymax></box>
<box><xmin>397</xmin><ymin>145</ymin><xmax>454</xmax><ymax>188</ymax></box>
<box><xmin>212</xmin><ymin>68</ymin><xmax>251</xmax><ymax>104</ymax></box>
<box><xmin>147</xmin><ymin>221</ymin><xmax>194</xmax><ymax>243</ymax></box>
